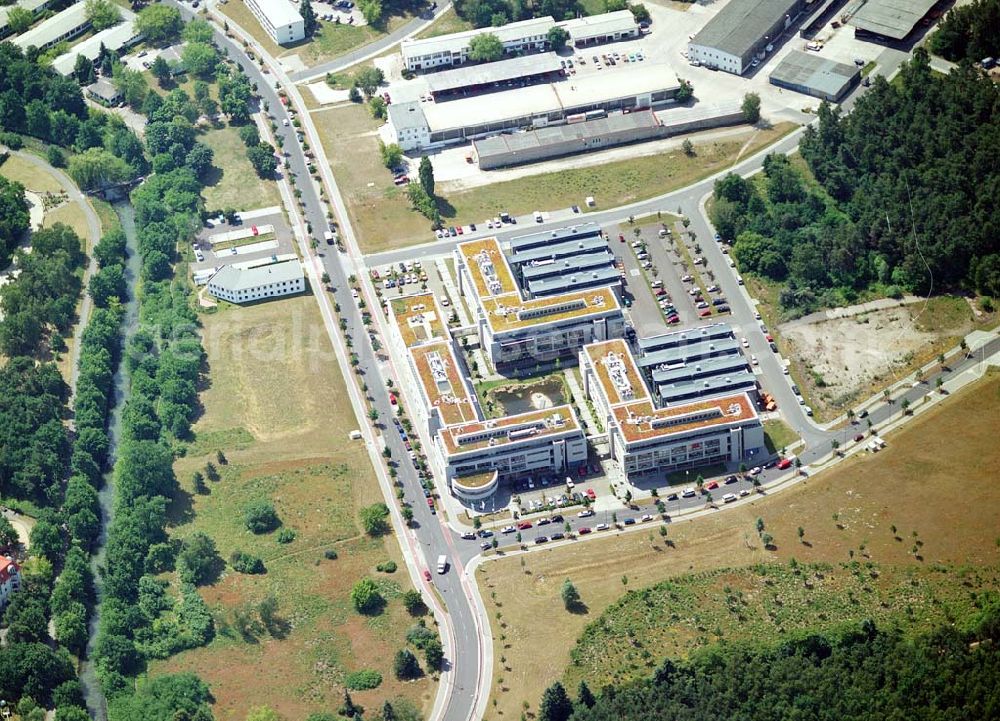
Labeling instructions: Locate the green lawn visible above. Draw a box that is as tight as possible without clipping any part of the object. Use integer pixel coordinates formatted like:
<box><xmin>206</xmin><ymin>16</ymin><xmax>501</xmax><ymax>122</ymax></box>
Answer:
<box><xmin>200</xmin><ymin>125</ymin><xmax>282</xmax><ymax>211</ymax></box>
<box><xmin>0</xmin><ymin>154</ymin><xmax>63</xmax><ymax>193</ymax></box>
<box><xmin>311</xmin><ymin>100</ymin><xmax>799</xmax><ymax>253</ymax></box>
<box><xmin>763</xmin><ymin>418</ymin><xmax>800</xmax><ymax>454</ymax></box>
<box><xmin>414</xmin><ymin>7</ymin><xmax>473</xmax><ymax>39</ymax></box>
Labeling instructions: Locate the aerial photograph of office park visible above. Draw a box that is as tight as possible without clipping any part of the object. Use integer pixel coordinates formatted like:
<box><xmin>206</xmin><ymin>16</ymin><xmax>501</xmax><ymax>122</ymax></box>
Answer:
<box><xmin>0</xmin><ymin>0</ymin><xmax>998</xmax><ymax>719</ymax></box>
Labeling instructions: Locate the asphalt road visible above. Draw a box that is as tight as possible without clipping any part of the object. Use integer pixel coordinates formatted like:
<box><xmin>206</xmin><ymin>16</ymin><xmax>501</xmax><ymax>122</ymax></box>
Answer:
<box><xmin>289</xmin><ymin>1</ymin><xmax>453</xmax><ymax>83</ymax></box>
<box><xmin>168</xmin><ymin>4</ymin><xmax>486</xmax><ymax>719</ymax></box>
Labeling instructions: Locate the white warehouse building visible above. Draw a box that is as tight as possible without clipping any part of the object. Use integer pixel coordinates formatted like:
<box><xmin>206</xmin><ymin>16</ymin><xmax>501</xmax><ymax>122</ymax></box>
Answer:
<box><xmin>207</xmin><ymin>260</ymin><xmax>305</xmax><ymax>303</ymax></box>
<box><xmin>245</xmin><ymin>0</ymin><xmax>304</xmax><ymax>45</ymax></box>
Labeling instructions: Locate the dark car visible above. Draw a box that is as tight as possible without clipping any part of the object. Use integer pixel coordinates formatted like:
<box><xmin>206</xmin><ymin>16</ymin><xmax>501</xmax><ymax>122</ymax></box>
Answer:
<box><xmin>769</xmin><ymin>341</ymin><xmax>778</xmax><ymax>352</ymax></box>
<box><xmin>623</xmin><ymin>517</ymin><xmax>636</xmax><ymax>526</ymax></box>
<box><xmin>478</xmin><ymin>529</ymin><xmax>494</xmax><ymax>538</ymax></box>
<box><xmin>716</xmin><ymin>305</ymin><xmax>730</xmax><ymax>313</ymax></box>
<box><xmin>534</xmin><ymin>536</ymin><xmax>549</xmax><ymax>544</ymax></box>
<box><xmin>712</xmin><ymin>297</ymin><xmax>727</xmax><ymax>306</ymax></box>
<box><xmin>666</xmin><ymin>492</ymin><xmax>678</xmax><ymax>501</ymax></box>
<box><xmin>550</xmin><ymin>532</ymin><xmax>565</xmax><ymax>540</ymax></box>
<box><xmin>448</xmin><ymin>226</ymin><xmax>457</xmax><ymax>236</ymax></box>
<box><xmin>725</xmin><ymin>475</ymin><xmax>737</xmax><ymax>484</ymax></box>
<box><xmin>469</xmin><ymin>223</ymin><xmax>477</xmax><ymax>232</ymax></box>
<box><xmin>550</xmin><ymin>514</ymin><xmax>564</xmax><ymax>523</ymax></box>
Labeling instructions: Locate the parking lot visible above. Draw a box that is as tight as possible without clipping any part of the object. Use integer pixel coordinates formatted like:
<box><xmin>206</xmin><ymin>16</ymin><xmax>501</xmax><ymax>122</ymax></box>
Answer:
<box><xmin>190</xmin><ymin>207</ymin><xmax>296</xmax><ymax>278</ymax></box>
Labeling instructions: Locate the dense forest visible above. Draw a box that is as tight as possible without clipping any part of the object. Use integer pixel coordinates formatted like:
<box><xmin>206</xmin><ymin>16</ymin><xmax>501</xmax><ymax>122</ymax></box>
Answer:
<box><xmin>929</xmin><ymin>0</ymin><xmax>1000</xmax><ymax>62</ymax></box>
<box><xmin>0</xmin><ymin>174</ymin><xmax>30</xmax><ymax>268</ymax></box>
<box><xmin>712</xmin><ymin>49</ymin><xmax>1000</xmax><ymax>314</ymax></box>
<box><xmin>535</xmin><ymin>605</ymin><xmax>1000</xmax><ymax>721</ymax></box>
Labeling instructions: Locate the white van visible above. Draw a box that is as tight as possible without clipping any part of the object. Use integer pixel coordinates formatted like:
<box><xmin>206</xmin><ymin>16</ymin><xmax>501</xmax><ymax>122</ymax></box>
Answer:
<box><xmin>436</xmin><ymin>555</ymin><xmax>448</xmax><ymax>574</ymax></box>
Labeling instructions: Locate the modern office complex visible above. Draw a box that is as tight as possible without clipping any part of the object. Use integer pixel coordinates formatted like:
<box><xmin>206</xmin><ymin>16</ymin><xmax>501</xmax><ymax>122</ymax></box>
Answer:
<box><xmin>390</xmin><ymin>293</ymin><xmax>587</xmax><ymax>501</ymax></box>
<box><xmin>580</xmin><ymin>336</ymin><xmax>765</xmax><ymax>478</ymax></box>
<box><xmin>769</xmin><ymin>50</ymin><xmax>860</xmax><ymax>101</ymax></box>
<box><xmin>14</xmin><ymin>0</ymin><xmax>89</xmax><ymax>51</ymax></box>
<box><xmin>207</xmin><ymin>259</ymin><xmax>305</xmax><ymax>303</ymax></box>
<box><xmin>454</xmin><ymin>228</ymin><xmax>626</xmax><ymax>368</ymax></box>
<box><xmin>687</xmin><ymin>0</ymin><xmax>810</xmax><ymax>75</ymax></box>
<box><xmin>401</xmin><ymin>16</ymin><xmax>555</xmax><ymax>71</ymax></box>
<box><xmin>245</xmin><ymin>0</ymin><xmax>304</xmax><ymax>45</ymax></box>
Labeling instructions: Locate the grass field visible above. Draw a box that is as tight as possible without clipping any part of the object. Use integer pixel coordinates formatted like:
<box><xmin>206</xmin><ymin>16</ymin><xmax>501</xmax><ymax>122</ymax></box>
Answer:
<box><xmin>312</xmin><ymin>102</ymin><xmax>798</xmax><ymax>253</ymax></box>
<box><xmin>200</xmin><ymin>125</ymin><xmax>282</xmax><ymax>212</ymax></box>
<box><xmin>414</xmin><ymin>7</ymin><xmax>472</xmax><ymax>39</ymax></box>
<box><xmin>763</xmin><ymin>418</ymin><xmax>800</xmax><ymax>453</ymax></box>
<box><xmin>43</xmin><ymin>201</ymin><xmax>89</xmax><ymax>240</ymax></box>
<box><xmin>475</xmin><ymin>369</ymin><xmax>1000</xmax><ymax>719</ymax></box>
<box><xmin>150</xmin><ymin>296</ymin><xmax>435</xmax><ymax>719</ymax></box>
<box><xmin>1</xmin><ymin>154</ymin><xmax>63</xmax><ymax>193</ymax></box>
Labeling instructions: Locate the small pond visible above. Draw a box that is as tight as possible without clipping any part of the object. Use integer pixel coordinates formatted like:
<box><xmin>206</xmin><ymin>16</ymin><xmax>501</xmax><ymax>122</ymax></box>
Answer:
<box><xmin>488</xmin><ymin>376</ymin><xmax>567</xmax><ymax>416</ymax></box>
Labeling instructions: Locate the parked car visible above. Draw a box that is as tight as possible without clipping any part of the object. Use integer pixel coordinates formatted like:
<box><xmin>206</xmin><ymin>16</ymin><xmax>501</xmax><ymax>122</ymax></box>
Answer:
<box><xmin>578</xmin><ymin>526</ymin><xmax>592</xmax><ymax>534</ymax></box>
<box><xmin>550</xmin><ymin>532</ymin><xmax>565</xmax><ymax>540</ymax></box>
<box><xmin>578</xmin><ymin>509</ymin><xmax>594</xmax><ymax>518</ymax></box>
<box><xmin>517</xmin><ymin>521</ymin><xmax>532</xmax><ymax>530</ymax></box>
<box><xmin>723</xmin><ymin>493</ymin><xmax>737</xmax><ymax>503</ymax></box>
<box><xmin>706</xmin><ymin>480</ymin><xmax>719</xmax><ymax>490</ymax></box>
<box><xmin>461</xmin><ymin>531</ymin><xmax>476</xmax><ymax>540</ymax></box>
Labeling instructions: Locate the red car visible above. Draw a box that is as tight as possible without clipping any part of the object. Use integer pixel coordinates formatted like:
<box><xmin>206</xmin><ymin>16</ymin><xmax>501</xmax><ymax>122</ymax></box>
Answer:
<box><xmin>699</xmin><ymin>308</ymin><xmax>712</xmax><ymax>317</ymax></box>
<box><xmin>777</xmin><ymin>458</ymin><xmax>792</xmax><ymax>470</ymax></box>
<box><xmin>427</xmin><ymin>497</ymin><xmax>434</xmax><ymax>508</ymax></box>
<box><xmin>854</xmin><ymin>434</ymin><xmax>865</xmax><ymax>442</ymax></box>
<box><xmin>619</xmin><ymin>233</ymin><xmax>625</xmax><ymax>242</ymax></box>
<box><xmin>586</xmin><ymin>488</ymin><xmax>596</xmax><ymax>500</ymax></box>
<box><xmin>578</xmin><ymin>466</ymin><xmax>586</xmax><ymax>477</ymax></box>
<box><xmin>578</xmin><ymin>527</ymin><xmax>592</xmax><ymax>534</ymax></box>
<box><xmin>666</xmin><ymin>316</ymin><xmax>681</xmax><ymax>324</ymax></box>
<box><xmin>389</xmin><ymin>393</ymin><xmax>397</xmax><ymax>405</ymax></box>
<box><xmin>706</xmin><ymin>480</ymin><xmax>719</xmax><ymax>490</ymax></box>
<box><xmin>423</xmin><ymin>569</ymin><xmax>432</xmax><ymax>582</ymax></box>
<box><xmin>517</xmin><ymin>521</ymin><xmax>532</xmax><ymax>530</ymax></box>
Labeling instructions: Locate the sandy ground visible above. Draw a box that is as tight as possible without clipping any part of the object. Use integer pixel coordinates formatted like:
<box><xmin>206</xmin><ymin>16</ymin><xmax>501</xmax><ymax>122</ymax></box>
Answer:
<box><xmin>307</xmin><ymin>81</ymin><xmax>351</xmax><ymax>104</ymax></box>
<box><xmin>780</xmin><ymin>299</ymin><xmax>940</xmax><ymax>396</ymax></box>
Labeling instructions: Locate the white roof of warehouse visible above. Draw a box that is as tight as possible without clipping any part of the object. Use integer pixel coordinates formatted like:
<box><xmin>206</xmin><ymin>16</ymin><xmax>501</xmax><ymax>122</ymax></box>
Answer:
<box><xmin>559</xmin><ymin>10</ymin><xmax>636</xmax><ymax>39</ymax></box>
<box><xmin>14</xmin><ymin>0</ymin><xmax>88</xmax><ymax>49</ymax></box>
<box><xmin>52</xmin><ymin>13</ymin><xmax>138</xmax><ymax>75</ymax></box>
<box><xmin>209</xmin><ymin>260</ymin><xmax>304</xmax><ymax>292</ymax></box>
<box><xmin>401</xmin><ymin>16</ymin><xmax>555</xmax><ymax>59</ymax></box>
<box><xmin>848</xmin><ymin>0</ymin><xmax>936</xmax><ymax>40</ymax></box>
<box><xmin>425</xmin><ymin>52</ymin><xmax>563</xmax><ymax>93</ymax></box>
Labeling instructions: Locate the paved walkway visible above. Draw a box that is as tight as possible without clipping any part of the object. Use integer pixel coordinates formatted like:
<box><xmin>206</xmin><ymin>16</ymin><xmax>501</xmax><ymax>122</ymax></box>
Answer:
<box><xmin>435</xmin><ymin>258</ymin><xmax>473</xmax><ymax>326</ymax></box>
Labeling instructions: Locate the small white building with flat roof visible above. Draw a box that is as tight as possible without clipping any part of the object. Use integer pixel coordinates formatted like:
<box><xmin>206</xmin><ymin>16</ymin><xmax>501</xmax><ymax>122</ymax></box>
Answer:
<box><xmin>207</xmin><ymin>260</ymin><xmax>305</xmax><ymax>303</ymax></box>
<box><xmin>559</xmin><ymin>9</ymin><xmax>638</xmax><ymax>46</ymax></box>
<box><xmin>245</xmin><ymin>0</ymin><xmax>304</xmax><ymax>45</ymax></box>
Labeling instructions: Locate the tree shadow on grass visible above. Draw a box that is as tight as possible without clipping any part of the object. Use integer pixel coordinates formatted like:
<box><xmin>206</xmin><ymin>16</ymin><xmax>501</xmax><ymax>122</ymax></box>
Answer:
<box><xmin>566</xmin><ymin>601</ymin><xmax>590</xmax><ymax>615</ymax></box>
<box><xmin>166</xmin><ymin>486</ymin><xmax>196</xmax><ymax>526</ymax></box>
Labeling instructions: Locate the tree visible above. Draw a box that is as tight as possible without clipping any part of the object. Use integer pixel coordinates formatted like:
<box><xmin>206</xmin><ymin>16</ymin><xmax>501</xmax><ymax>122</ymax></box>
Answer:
<box><xmin>301</xmin><ymin>0</ymin><xmax>318</xmax><ymax>35</ymax></box>
<box><xmin>561</xmin><ymin>579</ymin><xmax>580</xmax><ymax>611</ymax></box>
<box><xmin>547</xmin><ymin>26</ymin><xmax>570</xmax><ymax>51</ymax></box>
<box><xmin>244</xmin><ymin>499</ymin><xmax>280</xmax><ymax>534</ymax></box>
<box><xmin>393</xmin><ymin>648</ymin><xmax>421</xmax><ymax>679</ymax></box>
<box><xmin>539</xmin><ymin>681</ymin><xmax>573</xmax><ymax>721</ymax></box>
<box><xmin>798</xmin><ymin>526</ymin><xmax>805</xmax><ymax>542</ymax></box>
<box><xmin>182</xmin><ymin>42</ymin><xmax>218</xmax><ymax>78</ymax></box>
<box><xmin>630</xmin><ymin>2</ymin><xmax>651</xmax><ymax>22</ymax></box>
<box><xmin>0</xmin><ymin>176</ymin><xmax>30</xmax><ymax>268</ymax></box>
<box><xmin>355</xmin><ymin>66</ymin><xmax>385</xmax><ymax>96</ymax></box>
<box><xmin>359</xmin><ymin>503</ymin><xmax>390</xmax><ymax>536</ymax></box>
<box><xmin>7</xmin><ymin>6</ymin><xmax>32</xmax><ymax>34</ymax></box>
<box><xmin>359</xmin><ymin>0</ymin><xmax>383</xmax><ymax>26</ymax></box>
<box><xmin>73</xmin><ymin>54</ymin><xmax>96</xmax><ymax>85</ymax></box>
<box><xmin>742</xmin><ymin>92</ymin><xmax>761</xmax><ymax>123</ymax></box>
<box><xmin>682</xmin><ymin>138</ymin><xmax>695</xmax><ymax>156</ymax></box>
<box><xmin>675</xmin><ymin>79</ymin><xmax>693</xmax><ymax>102</ymax></box>
<box><xmin>469</xmin><ymin>33</ymin><xmax>504</xmax><ymax>62</ymax></box>
<box><xmin>338</xmin><ymin>690</ymin><xmax>363</xmax><ymax>719</ymax></box>
<box><xmin>182</xmin><ymin>18</ymin><xmax>215</xmax><ymax>43</ymax></box>
<box><xmin>351</xmin><ymin>578</ymin><xmax>384</xmax><ymax>614</ymax></box>
<box><xmin>761</xmin><ymin>532</ymin><xmax>774</xmax><ymax>549</ymax></box>
<box><xmin>85</xmin><ymin>0</ymin><xmax>121</xmax><ymax>31</ymax></box>
<box><xmin>379</xmin><ymin>141</ymin><xmax>403</xmax><ymax>169</ymax></box>
<box><xmin>150</xmin><ymin>56</ymin><xmax>172</xmax><ymax>86</ymax></box>
<box><xmin>756</xmin><ymin>517</ymin><xmax>765</xmax><ymax>535</ymax></box>
<box><xmin>246</xmin><ymin>142</ymin><xmax>278</xmax><ymax>178</ymax></box>
<box><xmin>112</xmin><ymin>63</ymin><xmax>149</xmax><ymax>107</ymax></box>
<box><xmin>88</xmin><ymin>263</ymin><xmax>127</xmax><ymax>307</ymax></box>
<box><xmin>0</xmin><ymin>515</ymin><xmax>18</xmax><ymax>548</ymax></box>
<box><xmin>368</xmin><ymin>95</ymin><xmax>387</xmax><ymax>119</ymax></box>
<box><xmin>401</xmin><ymin>589</ymin><xmax>425</xmax><ymax>615</ymax></box>
<box><xmin>418</xmin><ymin>156</ymin><xmax>435</xmax><ymax>197</ymax></box>
<box><xmin>135</xmin><ymin>4</ymin><xmax>182</xmax><ymax>43</ymax></box>
<box><xmin>238</xmin><ymin>124</ymin><xmax>260</xmax><ymax>147</ymax></box>
<box><xmin>177</xmin><ymin>532</ymin><xmax>222</xmax><ymax>585</ymax></box>
<box><xmin>67</xmin><ymin>147</ymin><xmax>131</xmax><ymax>190</ymax></box>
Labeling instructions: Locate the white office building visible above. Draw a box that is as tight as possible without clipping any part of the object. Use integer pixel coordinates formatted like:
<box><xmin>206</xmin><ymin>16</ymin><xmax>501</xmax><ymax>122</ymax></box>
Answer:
<box><xmin>401</xmin><ymin>16</ymin><xmax>555</xmax><ymax>71</ymax></box>
<box><xmin>687</xmin><ymin>0</ymin><xmax>809</xmax><ymax>75</ymax></box>
<box><xmin>245</xmin><ymin>0</ymin><xmax>304</xmax><ymax>45</ymax></box>
<box><xmin>207</xmin><ymin>260</ymin><xmax>305</xmax><ymax>303</ymax></box>
<box><xmin>0</xmin><ymin>0</ymin><xmax>51</xmax><ymax>40</ymax></box>
<box><xmin>51</xmin><ymin>13</ymin><xmax>140</xmax><ymax>76</ymax></box>
<box><xmin>580</xmin><ymin>339</ymin><xmax>765</xmax><ymax>478</ymax></box>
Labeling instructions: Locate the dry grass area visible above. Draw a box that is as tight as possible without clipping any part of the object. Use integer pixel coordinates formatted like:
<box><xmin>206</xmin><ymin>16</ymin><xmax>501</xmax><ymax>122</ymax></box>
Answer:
<box><xmin>43</xmin><ymin>201</ymin><xmax>89</xmax><ymax>240</ymax></box>
<box><xmin>779</xmin><ymin>295</ymin><xmax>997</xmax><ymax>420</ymax></box>
<box><xmin>476</xmin><ymin>370</ymin><xmax>1000</xmax><ymax>719</ymax></box>
<box><xmin>150</xmin><ymin>296</ymin><xmax>435</xmax><ymax>719</ymax></box>
<box><xmin>0</xmin><ymin>155</ymin><xmax>63</xmax><ymax>193</ymax></box>
<box><xmin>200</xmin><ymin>125</ymin><xmax>282</xmax><ymax>212</ymax></box>
<box><xmin>414</xmin><ymin>7</ymin><xmax>473</xmax><ymax>39</ymax></box>
<box><xmin>313</xmin><ymin>102</ymin><xmax>797</xmax><ymax>253</ymax></box>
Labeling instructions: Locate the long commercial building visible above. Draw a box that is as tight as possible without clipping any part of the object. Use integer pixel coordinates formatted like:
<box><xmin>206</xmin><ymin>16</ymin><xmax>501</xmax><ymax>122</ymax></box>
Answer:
<box><xmin>387</xmin><ymin>65</ymin><xmax>681</xmax><ymax>151</ymax></box>
<box><xmin>400</xmin><ymin>11</ymin><xmax>639</xmax><ymax>72</ymax></box>
<box><xmin>245</xmin><ymin>0</ymin><xmax>304</xmax><ymax>45</ymax></box>
<box><xmin>51</xmin><ymin>13</ymin><xmax>141</xmax><ymax>76</ymax></box>
<box><xmin>0</xmin><ymin>0</ymin><xmax>51</xmax><ymax>40</ymax></box>
<box><xmin>14</xmin><ymin>0</ymin><xmax>89</xmax><ymax>51</ymax></box>
<box><xmin>390</xmin><ymin>293</ymin><xmax>587</xmax><ymax>501</ymax></box>
<box><xmin>768</xmin><ymin>50</ymin><xmax>859</xmax><ymax>102</ymax></box>
<box><xmin>687</xmin><ymin>0</ymin><xmax>811</xmax><ymax>75</ymax></box>
<box><xmin>455</xmin><ymin>231</ymin><xmax>625</xmax><ymax>368</ymax></box>
<box><xmin>206</xmin><ymin>259</ymin><xmax>305</xmax><ymax>303</ymax></box>
<box><xmin>848</xmin><ymin>0</ymin><xmax>938</xmax><ymax>41</ymax></box>
<box><xmin>580</xmin><ymin>338</ymin><xmax>765</xmax><ymax>478</ymax></box>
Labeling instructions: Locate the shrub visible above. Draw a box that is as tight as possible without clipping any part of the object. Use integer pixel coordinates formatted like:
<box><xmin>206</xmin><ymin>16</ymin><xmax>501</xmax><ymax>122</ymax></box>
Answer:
<box><xmin>376</xmin><ymin>560</ymin><xmax>397</xmax><ymax>573</ymax></box>
<box><xmin>351</xmin><ymin>578</ymin><xmax>384</xmax><ymax>615</ymax></box>
<box><xmin>230</xmin><ymin>551</ymin><xmax>266</xmax><ymax>574</ymax></box>
<box><xmin>323</xmin><ymin>549</ymin><xmax>338</xmax><ymax>560</ymax></box>
<box><xmin>344</xmin><ymin>669</ymin><xmax>383</xmax><ymax>690</ymax></box>
<box><xmin>359</xmin><ymin>503</ymin><xmax>390</xmax><ymax>536</ymax></box>
<box><xmin>276</xmin><ymin>527</ymin><xmax>297</xmax><ymax>544</ymax></box>
<box><xmin>244</xmin><ymin>499</ymin><xmax>280</xmax><ymax>534</ymax></box>
<box><xmin>393</xmin><ymin>648</ymin><xmax>421</xmax><ymax>680</ymax></box>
